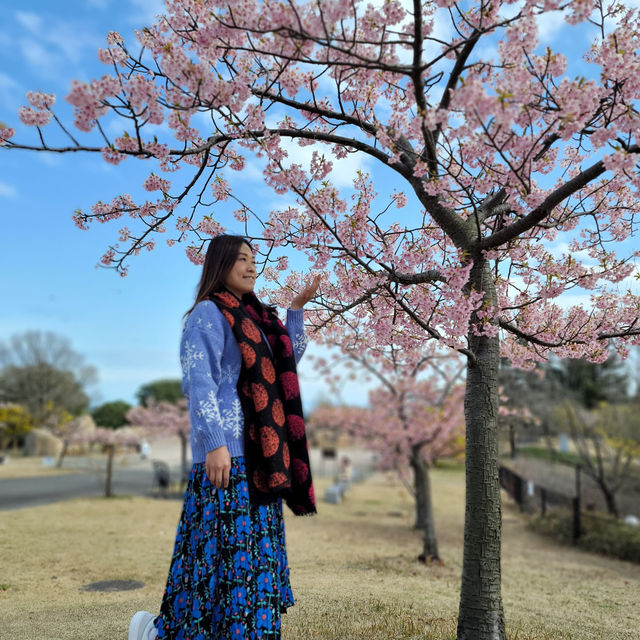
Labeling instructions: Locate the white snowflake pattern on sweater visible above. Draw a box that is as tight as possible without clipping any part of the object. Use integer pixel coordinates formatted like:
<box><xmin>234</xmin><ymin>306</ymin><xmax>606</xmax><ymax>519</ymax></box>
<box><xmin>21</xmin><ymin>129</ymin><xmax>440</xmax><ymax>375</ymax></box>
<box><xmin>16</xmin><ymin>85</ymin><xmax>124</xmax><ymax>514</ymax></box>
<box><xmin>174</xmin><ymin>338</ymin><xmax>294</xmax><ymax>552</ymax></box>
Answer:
<box><xmin>220</xmin><ymin>364</ymin><xmax>237</xmax><ymax>385</ymax></box>
<box><xmin>222</xmin><ymin>399</ymin><xmax>244</xmax><ymax>438</ymax></box>
<box><xmin>181</xmin><ymin>342</ymin><xmax>205</xmax><ymax>382</ymax></box>
<box><xmin>196</xmin><ymin>390</ymin><xmax>223</xmax><ymax>424</ymax></box>
<box><xmin>293</xmin><ymin>331</ymin><xmax>309</xmax><ymax>355</ymax></box>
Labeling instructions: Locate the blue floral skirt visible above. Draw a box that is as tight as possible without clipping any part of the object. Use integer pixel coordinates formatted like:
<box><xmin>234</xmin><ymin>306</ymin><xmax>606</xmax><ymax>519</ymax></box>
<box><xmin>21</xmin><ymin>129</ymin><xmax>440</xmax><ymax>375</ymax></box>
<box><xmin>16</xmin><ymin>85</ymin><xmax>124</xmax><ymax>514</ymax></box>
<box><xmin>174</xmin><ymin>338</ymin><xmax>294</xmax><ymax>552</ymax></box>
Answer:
<box><xmin>154</xmin><ymin>456</ymin><xmax>294</xmax><ymax>640</ymax></box>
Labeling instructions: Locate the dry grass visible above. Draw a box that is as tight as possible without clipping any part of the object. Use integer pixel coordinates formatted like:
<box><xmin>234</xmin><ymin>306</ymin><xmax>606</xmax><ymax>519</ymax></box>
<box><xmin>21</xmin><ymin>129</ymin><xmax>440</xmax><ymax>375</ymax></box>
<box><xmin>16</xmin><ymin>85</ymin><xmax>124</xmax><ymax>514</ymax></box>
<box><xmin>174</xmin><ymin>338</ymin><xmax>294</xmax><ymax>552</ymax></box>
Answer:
<box><xmin>0</xmin><ymin>455</ymin><xmax>83</xmax><ymax>479</ymax></box>
<box><xmin>1</xmin><ymin>467</ymin><xmax>639</xmax><ymax>640</ymax></box>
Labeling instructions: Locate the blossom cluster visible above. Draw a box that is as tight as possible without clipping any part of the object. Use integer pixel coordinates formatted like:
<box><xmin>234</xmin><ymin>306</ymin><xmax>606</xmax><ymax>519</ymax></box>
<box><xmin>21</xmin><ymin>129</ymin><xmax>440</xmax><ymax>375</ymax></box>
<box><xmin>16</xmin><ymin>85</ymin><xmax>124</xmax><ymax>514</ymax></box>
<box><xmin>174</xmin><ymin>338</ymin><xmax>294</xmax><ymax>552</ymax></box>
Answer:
<box><xmin>7</xmin><ymin>0</ymin><xmax>640</xmax><ymax>363</ymax></box>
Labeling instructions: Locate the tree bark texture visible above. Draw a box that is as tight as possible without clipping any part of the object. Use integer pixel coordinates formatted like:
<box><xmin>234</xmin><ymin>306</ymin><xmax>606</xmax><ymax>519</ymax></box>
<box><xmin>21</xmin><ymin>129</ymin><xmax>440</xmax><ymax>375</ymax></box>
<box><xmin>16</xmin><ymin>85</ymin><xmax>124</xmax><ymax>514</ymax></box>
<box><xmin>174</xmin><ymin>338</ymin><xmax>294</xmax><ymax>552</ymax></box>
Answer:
<box><xmin>457</xmin><ymin>260</ymin><xmax>506</xmax><ymax>640</ymax></box>
<box><xmin>411</xmin><ymin>451</ymin><xmax>428</xmax><ymax>530</ymax></box>
<box><xmin>411</xmin><ymin>452</ymin><xmax>440</xmax><ymax>562</ymax></box>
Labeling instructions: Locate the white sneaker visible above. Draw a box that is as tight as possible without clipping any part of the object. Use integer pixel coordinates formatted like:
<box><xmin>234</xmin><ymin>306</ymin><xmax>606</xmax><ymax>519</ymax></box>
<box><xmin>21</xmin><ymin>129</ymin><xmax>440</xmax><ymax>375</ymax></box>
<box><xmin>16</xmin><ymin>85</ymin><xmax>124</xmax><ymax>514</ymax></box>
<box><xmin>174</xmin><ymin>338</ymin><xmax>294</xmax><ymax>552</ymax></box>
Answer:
<box><xmin>128</xmin><ymin>611</ymin><xmax>156</xmax><ymax>640</ymax></box>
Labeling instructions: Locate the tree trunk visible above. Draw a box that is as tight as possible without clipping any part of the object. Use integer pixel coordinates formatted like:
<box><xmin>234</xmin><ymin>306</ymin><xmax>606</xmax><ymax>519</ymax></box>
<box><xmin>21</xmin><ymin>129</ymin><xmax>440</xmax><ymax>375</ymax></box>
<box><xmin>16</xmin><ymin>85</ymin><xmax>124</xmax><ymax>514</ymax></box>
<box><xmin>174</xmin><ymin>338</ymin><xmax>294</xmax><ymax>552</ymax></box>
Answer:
<box><xmin>411</xmin><ymin>453</ymin><xmax>427</xmax><ymax>530</ymax></box>
<box><xmin>105</xmin><ymin>444</ymin><xmax>115</xmax><ymax>498</ymax></box>
<box><xmin>457</xmin><ymin>260</ymin><xmax>506</xmax><ymax>640</ymax></box>
<box><xmin>599</xmin><ymin>481</ymin><xmax>619</xmax><ymax>518</ymax></box>
<box><xmin>180</xmin><ymin>432</ymin><xmax>188</xmax><ymax>486</ymax></box>
<box><xmin>56</xmin><ymin>440</ymin><xmax>69</xmax><ymax>468</ymax></box>
<box><xmin>509</xmin><ymin>424</ymin><xmax>517</xmax><ymax>458</ymax></box>
<box><xmin>412</xmin><ymin>453</ymin><xmax>440</xmax><ymax>563</ymax></box>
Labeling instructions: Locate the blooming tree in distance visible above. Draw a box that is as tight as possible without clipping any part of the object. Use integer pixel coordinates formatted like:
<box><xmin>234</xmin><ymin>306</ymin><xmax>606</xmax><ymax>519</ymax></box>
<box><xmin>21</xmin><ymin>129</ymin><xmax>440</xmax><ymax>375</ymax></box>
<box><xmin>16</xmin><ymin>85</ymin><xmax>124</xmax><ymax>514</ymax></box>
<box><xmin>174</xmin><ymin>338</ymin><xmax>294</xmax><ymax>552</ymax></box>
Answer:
<box><xmin>311</xmin><ymin>346</ymin><xmax>465</xmax><ymax>563</ymax></box>
<box><xmin>72</xmin><ymin>425</ymin><xmax>142</xmax><ymax>497</ymax></box>
<box><xmin>4</xmin><ymin>0</ymin><xmax>640</xmax><ymax>637</ymax></box>
<box><xmin>127</xmin><ymin>399</ymin><xmax>191</xmax><ymax>481</ymax></box>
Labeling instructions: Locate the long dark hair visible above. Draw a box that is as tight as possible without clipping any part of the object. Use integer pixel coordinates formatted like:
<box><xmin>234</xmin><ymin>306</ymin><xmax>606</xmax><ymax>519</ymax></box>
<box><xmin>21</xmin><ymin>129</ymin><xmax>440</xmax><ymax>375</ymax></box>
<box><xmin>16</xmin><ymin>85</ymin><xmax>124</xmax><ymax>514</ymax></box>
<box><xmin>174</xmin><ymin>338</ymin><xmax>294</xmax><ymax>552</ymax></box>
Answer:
<box><xmin>185</xmin><ymin>234</ymin><xmax>252</xmax><ymax>317</ymax></box>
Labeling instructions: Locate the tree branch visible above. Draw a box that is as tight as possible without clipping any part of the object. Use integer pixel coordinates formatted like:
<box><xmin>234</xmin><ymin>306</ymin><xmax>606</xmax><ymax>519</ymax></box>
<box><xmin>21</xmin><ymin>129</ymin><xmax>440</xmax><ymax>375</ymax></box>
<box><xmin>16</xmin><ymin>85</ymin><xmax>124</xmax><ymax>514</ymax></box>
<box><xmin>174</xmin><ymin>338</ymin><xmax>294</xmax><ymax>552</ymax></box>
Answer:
<box><xmin>481</xmin><ymin>145</ymin><xmax>640</xmax><ymax>249</ymax></box>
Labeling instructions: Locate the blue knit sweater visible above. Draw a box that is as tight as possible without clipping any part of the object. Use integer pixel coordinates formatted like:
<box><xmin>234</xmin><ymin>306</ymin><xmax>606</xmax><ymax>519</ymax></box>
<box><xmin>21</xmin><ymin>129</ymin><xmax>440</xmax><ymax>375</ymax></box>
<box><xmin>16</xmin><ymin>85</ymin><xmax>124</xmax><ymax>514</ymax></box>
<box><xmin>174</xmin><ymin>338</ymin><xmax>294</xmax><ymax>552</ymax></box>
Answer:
<box><xmin>180</xmin><ymin>300</ymin><xmax>308</xmax><ymax>463</ymax></box>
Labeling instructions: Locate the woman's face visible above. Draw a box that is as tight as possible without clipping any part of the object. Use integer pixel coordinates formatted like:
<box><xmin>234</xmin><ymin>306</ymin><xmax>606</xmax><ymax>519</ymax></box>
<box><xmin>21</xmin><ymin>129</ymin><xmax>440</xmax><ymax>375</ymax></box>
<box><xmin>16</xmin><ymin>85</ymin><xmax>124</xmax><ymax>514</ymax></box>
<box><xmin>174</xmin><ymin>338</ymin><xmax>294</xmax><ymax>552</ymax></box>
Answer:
<box><xmin>224</xmin><ymin>243</ymin><xmax>256</xmax><ymax>298</ymax></box>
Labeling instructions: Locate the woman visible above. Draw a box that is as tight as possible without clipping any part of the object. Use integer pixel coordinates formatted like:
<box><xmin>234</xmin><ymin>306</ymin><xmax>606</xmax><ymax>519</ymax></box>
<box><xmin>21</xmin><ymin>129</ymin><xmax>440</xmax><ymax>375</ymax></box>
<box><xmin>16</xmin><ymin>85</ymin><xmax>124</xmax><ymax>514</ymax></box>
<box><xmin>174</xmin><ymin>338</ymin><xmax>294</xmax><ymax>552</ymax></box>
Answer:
<box><xmin>129</xmin><ymin>234</ymin><xmax>318</xmax><ymax>640</ymax></box>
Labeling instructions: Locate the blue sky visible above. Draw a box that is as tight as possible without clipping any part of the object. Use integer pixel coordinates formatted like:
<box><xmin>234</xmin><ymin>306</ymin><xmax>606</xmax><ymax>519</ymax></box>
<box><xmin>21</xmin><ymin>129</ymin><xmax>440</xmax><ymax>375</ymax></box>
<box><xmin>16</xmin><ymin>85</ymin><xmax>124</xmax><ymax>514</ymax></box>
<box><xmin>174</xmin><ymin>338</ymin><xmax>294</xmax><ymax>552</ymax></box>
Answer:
<box><xmin>0</xmin><ymin>0</ymin><xmax>301</xmax><ymax>407</ymax></box>
<box><xmin>0</xmin><ymin>2</ymin><xmax>188</xmax><ymax>406</ymax></box>
<box><xmin>0</xmin><ymin>0</ymin><xmax>371</xmax><ymax>410</ymax></box>
<box><xmin>1</xmin><ymin>1</ymin><xmax>639</xmax><ymax>409</ymax></box>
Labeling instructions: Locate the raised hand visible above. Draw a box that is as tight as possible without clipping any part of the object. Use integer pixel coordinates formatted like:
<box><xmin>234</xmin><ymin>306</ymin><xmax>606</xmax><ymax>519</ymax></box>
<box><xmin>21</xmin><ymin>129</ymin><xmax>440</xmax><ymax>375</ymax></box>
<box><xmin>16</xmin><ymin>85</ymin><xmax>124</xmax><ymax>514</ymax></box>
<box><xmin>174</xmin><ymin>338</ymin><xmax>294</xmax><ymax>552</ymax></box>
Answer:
<box><xmin>290</xmin><ymin>274</ymin><xmax>321</xmax><ymax>310</ymax></box>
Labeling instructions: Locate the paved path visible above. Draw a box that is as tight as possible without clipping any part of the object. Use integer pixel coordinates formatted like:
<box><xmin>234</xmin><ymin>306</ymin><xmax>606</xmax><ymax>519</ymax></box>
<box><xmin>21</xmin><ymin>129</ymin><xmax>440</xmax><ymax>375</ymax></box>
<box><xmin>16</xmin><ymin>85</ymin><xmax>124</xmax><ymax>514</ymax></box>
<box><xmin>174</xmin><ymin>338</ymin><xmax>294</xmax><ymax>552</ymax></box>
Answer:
<box><xmin>0</xmin><ymin>439</ymin><xmax>377</xmax><ymax>511</ymax></box>
<box><xmin>0</xmin><ymin>437</ymin><xmax>187</xmax><ymax>510</ymax></box>
<box><xmin>0</xmin><ymin>464</ymin><xmax>184</xmax><ymax>510</ymax></box>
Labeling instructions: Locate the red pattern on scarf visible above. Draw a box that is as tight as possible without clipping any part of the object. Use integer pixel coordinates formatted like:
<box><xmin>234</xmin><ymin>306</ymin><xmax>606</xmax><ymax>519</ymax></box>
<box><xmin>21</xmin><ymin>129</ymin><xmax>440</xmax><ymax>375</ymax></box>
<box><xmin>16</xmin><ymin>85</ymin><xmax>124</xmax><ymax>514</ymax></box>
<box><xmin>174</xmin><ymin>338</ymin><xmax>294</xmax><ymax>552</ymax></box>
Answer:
<box><xmin>210</xmin><ymin>291</ymin><xmax>316</xmax><ymax>516</ymax></box>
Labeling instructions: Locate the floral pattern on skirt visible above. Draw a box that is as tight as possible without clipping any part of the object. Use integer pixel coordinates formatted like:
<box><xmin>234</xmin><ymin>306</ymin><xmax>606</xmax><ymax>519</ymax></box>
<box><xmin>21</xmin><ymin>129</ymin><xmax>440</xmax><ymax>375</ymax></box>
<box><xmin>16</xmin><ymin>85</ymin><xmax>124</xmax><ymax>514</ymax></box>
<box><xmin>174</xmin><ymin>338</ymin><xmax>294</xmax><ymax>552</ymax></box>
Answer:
<box><xmin>154</xmin><ymin>456</ymin><xmax>294</xmax><ymax>640</ymax></box>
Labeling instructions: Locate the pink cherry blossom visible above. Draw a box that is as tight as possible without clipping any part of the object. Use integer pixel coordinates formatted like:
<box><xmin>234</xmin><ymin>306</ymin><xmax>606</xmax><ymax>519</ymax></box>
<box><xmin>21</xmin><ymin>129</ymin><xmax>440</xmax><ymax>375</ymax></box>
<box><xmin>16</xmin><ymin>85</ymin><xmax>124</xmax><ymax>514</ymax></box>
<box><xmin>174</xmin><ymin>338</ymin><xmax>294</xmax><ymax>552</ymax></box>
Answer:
<box><xmin>0</xmin><ymin>124</ymin><xmax>16</xmax><ymax>145</ymax></box>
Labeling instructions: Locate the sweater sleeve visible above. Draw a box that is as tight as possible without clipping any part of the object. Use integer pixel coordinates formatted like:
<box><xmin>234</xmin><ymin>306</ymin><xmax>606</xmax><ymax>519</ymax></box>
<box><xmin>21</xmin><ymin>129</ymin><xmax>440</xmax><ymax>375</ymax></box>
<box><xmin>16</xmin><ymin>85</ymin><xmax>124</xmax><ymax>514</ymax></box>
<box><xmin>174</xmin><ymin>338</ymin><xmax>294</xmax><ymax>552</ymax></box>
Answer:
<box><xmin>180</xmin><ymin>309</ymin><xmax>228</xmax><ymax>454</ymax></box>
<box><xmin>285</xmin><ymin>308</ymin><xmax>308</xmax><ymax>364</ymax></box>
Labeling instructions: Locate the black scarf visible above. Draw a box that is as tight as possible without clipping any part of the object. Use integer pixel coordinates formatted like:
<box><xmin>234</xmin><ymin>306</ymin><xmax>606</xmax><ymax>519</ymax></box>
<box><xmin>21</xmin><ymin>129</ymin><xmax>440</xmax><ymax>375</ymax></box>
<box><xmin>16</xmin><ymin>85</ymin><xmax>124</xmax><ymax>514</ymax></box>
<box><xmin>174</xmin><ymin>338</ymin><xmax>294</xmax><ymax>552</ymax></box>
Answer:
<box><xmin>210</xmin><ymin>290</ymin><xmax>316</xmax><ymax>516</ymax></box>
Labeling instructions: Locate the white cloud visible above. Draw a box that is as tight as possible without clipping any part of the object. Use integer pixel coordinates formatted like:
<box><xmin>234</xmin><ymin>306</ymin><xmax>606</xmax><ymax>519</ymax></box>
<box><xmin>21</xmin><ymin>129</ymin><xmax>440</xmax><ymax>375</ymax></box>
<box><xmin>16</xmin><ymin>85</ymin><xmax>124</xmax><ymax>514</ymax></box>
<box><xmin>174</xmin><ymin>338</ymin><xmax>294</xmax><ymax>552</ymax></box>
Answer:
<box><xmin>46</xmin><ymin>25</ymin><xmax>97</xmax><ymax>64</ymax></box>
<box><xmin>546</xmin><ymin>240</ymin><xmax>596</xmax><ymax>266</ymax></box>
<box><xmin>129</xmin><ymin>0</ymin><xmax>167</xmax><ymax>25</ymax></box>
<box><xmin>37</xmin><ymin>152</ymin><xmax>62</xmax><ymax>167</ymax></box>
<box><xmin>613</xmin><ymin>271</ymin><xmax>640</xmax><ymax>295</ymax></box>
<box><xmin>279</xmin><ymin>138</ymin><xmax>370</xmax><ymax>190</ymax></box>
<box><xmin>19</xmin><ymin>38</ymin><xmax>54</xmax><ymax>71</ymax></box>
<box><xmin>14</xmin><ymin>11</ymin><xmax>42</xmax><ymax>34</ymax></box>
<box><xmin>0</xmin><ymin>71</ymin><xmax>19</xmax><ymax>110</ymax></box>
<box><xmin>0</xmin><ymin>181</ymin><xmax>17</xmax><ymax>198</ymax></box>
<box><xmin>0</xmin><ymin>71</ymin><xmax>17</xmax><ymax>90</ymax></box>
<box><xmin>231</xmin><ymin>158</ymin><xmax>265</xmax><ymax>183</ymax></box>
<box><xmin>536</xmin><ymin>10</ymin><xmax>567</xmax><ymax>44</ymax></box>
<box><xmin>15</xmin><ymin>14</ymin><xmax>107</xmax><ymax>80</ymax></box>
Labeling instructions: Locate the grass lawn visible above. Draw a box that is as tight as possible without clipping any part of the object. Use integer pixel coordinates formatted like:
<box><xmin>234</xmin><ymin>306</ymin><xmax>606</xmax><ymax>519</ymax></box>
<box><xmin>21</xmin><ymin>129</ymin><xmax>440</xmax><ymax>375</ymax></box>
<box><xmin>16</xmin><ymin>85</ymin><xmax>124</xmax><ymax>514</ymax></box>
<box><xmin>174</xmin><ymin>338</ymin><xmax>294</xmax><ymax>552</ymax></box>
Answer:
<box><xmin>1</xmin><ymin>466</ymin><xmax>638</xmax><ymax>639</ymax></box>
<box><xmin>0</xmin><ymin>455</ymin><xmax>84</xmax><ymax>479</ymax></box>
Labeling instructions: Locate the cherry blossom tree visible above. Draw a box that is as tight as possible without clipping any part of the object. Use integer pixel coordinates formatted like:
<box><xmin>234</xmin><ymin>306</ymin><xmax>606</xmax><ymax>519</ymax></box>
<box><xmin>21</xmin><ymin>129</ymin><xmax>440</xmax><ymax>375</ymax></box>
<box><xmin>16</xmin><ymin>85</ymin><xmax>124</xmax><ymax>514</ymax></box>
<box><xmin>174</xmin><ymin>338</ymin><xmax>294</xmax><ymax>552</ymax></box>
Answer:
<box><xmin>127</xmin><ymin>399</ymin><xmax>190</xmax><ymax>481</ymax></box>
<box><xmin>45</xmin><ymin>408</ymin><xmax>78</xmax><ymax>468</ymax></box>
<box><xmin>4</xmin><ymin>1</ymin><xmax>640</xmax><ymax>637</ymax></box>
<box><xmin>72</xmin><ymin>426</ymin><xmax>142</xmax><ymax>497</ymax></box>
<box><xmin>310</xmin><ymin>353</ymin><xmax>464</xmax><ymax>563</ymax></box>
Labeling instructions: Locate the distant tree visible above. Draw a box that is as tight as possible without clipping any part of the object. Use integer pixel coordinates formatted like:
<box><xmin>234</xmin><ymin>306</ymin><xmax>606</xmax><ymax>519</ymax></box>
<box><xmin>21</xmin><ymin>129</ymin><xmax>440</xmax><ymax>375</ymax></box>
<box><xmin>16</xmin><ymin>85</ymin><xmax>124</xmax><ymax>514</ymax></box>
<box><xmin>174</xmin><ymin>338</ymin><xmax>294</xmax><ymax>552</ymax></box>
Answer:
<box><xmin>546</xmin><ymin>352</ymin><xmax>629</xmax><ymax>410</ymax></box>
<box><xmin>0</xmin><ymin>331</ymin><xmax>97</xmax><ymax>381</ymax></box>
<box><xmin>136</xmin><ymin>379</ymin><xmax>183</xmax><ymax>406</ymax></box>
<box><xmin>497</xmin><ymin>360</ymin><xmax>550</xmax><ymax>456</ymax></box>
<box><xmin>0</xmin><ymin>403</ymin><xmax>34</xmax><ymax>451</ymax></box>
<box><xmin>127</xmin><ymin>399</ymin><xmax>190</xmax><ymax>480</ymax></box>
<box><xmin>311</xmin><ymin>337</ymin><xmax>465</xmax><ymax>563</ymax></box>
<box><xmin>499</xmin><ymin>352</ymin><xmax>632</xmax><ymax>458</ymax></box>
<box><xmin>91</xmin><ymin>400</ymin><xmax>132</xmax><ymax>429</ymax></box>
<box><xmin>0</xmin><ymin>331</ymin><xmax>97</xmax><ymax>425</ymax></box>
<box><xmin>497</xmin><ymin>391</ymin><xmax>540</xmax><ymax>459</ymax></box>
<box><xmin>310</xmin><ymin>364</ymin><xmax>465</xmax><ymax>564</ymax></box>
<box><xmin>554</xmin><ymin>400</ymin><xmax>640</xmax><ymax>518</ymax></box>
<box><xmin>73</xmin><ymin>426</ymin><xmax>142</xmax><ymax>497</ymax></box>
<box><xmin>48</xmin><ymin>412</ymin><xmax>90</xmax><ymax>468</ymax></box>
<box><xmin>0</xmin><ymin>364</ymin><xmax>90</xmax><ymax>425</ymax></box>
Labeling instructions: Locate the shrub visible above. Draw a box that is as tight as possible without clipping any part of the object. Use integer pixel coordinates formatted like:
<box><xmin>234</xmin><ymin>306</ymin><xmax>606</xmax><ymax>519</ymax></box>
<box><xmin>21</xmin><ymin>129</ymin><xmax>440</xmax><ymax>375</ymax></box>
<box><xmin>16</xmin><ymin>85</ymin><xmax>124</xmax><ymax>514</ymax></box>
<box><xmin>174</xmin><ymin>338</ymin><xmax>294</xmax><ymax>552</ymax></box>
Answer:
<box><xmin>528</xmin><ymin>509</ymin><xmax>640</xmax><ymax>563</ymax></box>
